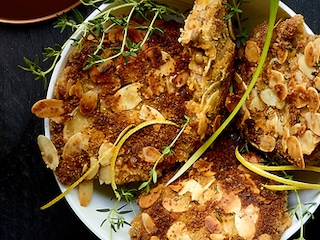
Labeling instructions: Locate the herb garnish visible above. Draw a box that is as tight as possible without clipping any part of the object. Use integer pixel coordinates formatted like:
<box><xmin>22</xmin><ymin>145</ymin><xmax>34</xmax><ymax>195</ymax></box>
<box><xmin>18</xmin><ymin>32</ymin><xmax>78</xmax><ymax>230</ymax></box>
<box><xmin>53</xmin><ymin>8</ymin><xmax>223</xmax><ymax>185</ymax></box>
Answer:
<box><xmin>138</xmin><ymin>116</ymin><xmax>190</xmax><ymax>193</ymax></box>
<box><xmin>225</xmin><ymin>0</ymin><xmax>250</xmax><ymax>45</ymax></box>
<box><xmin>20</xmin><ymin>0</ymin><xmax>185</xmax><ymax>88</ymax></box>
<box><xmin>97</xmin><ymin>187</ymin><xmax>137</xmax><ymax>233</ymax></box>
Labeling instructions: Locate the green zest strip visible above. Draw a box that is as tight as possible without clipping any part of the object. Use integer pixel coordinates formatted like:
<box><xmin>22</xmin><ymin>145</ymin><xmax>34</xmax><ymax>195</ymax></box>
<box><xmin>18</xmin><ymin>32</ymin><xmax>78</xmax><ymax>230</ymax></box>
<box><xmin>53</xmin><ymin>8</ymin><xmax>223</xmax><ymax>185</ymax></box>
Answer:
<box><xmin>235</xmin><ymin>147</ymin><xmax>320</xmax><ymax>190</ymax></box>
<box><xmin>166</xmin><ymin>0</ymin><xmax>280</xmax><ymax>186</ymax></box>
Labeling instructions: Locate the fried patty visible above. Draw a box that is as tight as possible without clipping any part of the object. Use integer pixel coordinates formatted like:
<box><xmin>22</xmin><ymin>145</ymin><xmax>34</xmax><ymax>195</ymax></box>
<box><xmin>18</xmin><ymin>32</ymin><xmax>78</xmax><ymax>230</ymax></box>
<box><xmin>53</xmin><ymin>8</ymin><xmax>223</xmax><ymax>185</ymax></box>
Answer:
<box><xmin>130</xmin><ymin>129</ymin><xmax>291</xmax><ymax>240</ymax></box>
<box><xmin>229</xmin><ymin>15</ymin><xmax>320</xmax><ymax>168</ymax></box>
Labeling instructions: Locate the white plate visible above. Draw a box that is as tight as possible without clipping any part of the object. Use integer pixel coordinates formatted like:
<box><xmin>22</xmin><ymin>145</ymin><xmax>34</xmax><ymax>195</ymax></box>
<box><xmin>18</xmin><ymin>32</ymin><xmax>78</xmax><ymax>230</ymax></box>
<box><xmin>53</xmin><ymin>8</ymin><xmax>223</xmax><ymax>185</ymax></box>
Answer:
<box><xmin>44</xmin><ymin>1</ymin><xmax>320</xmax><ymax>239</ymax></box>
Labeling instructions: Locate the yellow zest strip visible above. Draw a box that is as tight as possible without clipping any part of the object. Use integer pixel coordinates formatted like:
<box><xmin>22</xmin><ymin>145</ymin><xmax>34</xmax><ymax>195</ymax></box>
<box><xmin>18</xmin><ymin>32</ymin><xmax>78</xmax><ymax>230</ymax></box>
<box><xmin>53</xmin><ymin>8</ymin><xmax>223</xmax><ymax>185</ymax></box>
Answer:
<box><xmin>110</xmin><ymin>119</ymin><xmax>178</xmax><ymax>199</ymax></box>
<box><xmin>235</xmin><ymin>147</ymin><xmax>320</xmax><ymax>190</ymax></box>
<box><xmin>114</xmin><ymin>124</ymin><xmax>135</xmax><ymax>145</ymax></box>
<box><xmin>41</xmin><ymin>157</ymin><xmax>103</xmax><ymax>210</ymax></box>
<box><xmin>41</xmin><ymin>120</ymin><xmax>176</xmax><ymax>209</ymax></box>
<box><xmin>253</xmin><ymin>164</ymin><xmax>320</xmax><ymax>173</ymax></box>
<box><xmin>262</xmin><ymin>184</ymin><xmax>306</xmax><ymax>191</ymax></box>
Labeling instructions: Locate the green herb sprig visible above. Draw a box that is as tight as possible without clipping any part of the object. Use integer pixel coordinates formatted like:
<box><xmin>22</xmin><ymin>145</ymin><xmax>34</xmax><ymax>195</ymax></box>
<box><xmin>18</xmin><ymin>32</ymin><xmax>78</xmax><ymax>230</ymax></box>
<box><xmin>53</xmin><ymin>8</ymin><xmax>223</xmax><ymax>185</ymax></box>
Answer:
<box><xmin>225</xmin><ymin>0</ymin><xmax>250</xmax><ymax>45</ymax></box>
<box><xmin>97</xmin><ymin>187</ymin><xmax>137</xmax><ymax>236</ymax></box>
<box><xmin>20</xmin><ymin>0</ymin><xmax>185</xmax><ymax>88</ymax></box>
<box><xmin>138</xmin><ymin>115</ymin><xmax>190</xmax><ymax>193</ymax></box>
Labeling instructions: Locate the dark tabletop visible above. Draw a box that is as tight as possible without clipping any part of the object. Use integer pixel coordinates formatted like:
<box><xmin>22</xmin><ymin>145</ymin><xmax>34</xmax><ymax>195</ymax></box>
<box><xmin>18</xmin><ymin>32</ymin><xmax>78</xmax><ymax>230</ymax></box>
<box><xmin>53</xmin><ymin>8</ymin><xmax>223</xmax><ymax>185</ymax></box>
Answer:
<box><xmin>0</xmin><ymin>1</ymin><xmax>319</xmax><ymax>239</ymax></box>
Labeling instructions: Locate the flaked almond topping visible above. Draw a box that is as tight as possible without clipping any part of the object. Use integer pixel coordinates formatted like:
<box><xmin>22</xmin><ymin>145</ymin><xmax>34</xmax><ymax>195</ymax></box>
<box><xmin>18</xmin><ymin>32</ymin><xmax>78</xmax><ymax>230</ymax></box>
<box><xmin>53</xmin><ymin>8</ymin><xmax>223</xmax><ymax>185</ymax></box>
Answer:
<box><xmin>217</xmin><ymin>193</ymin><xmax>241</xmax><ymax>213</ymax></box>
<box><xmin>286</xmin><ymin>136</ymin><xmax>304</xmax><ymax>168</ymax></box>
<box><xmin>141</xmin><ymin>146</ymin><xmax>162</xmax><ymax>163</ymax></box>
<box><xmin>269</xmin><ymin>69</ymin><xmax>284</xmax><ymax>88</ymax></box>
<box><xmin>235</xmin><ymin>204</ymin><xmax>259</xmax><ymax>240</ymax></box>
<box><xmin>79</xmin><ymin>90</ymin><xmax>98</xmax><ymax>115</ymax></box>
<box><xmin>37</xmin><ymin>135</ymin><xmax>59</xmax><ymax>171</ymax></box>
<box><xmin>277</xmin><ymin>48</ymin><xmax>288</xmax><ymax>64</ymax></box>
<box><xmin>111</xmin><ymin>83</ymin><xmax>143</xmax><ymax>112</ymax></box>
<box><xmin>78</xmin><ymin>180</ymin><xmax>93</xmax><ymax>207</ymax></box>
<box><xmin>139</xmin><ymin>184</ymin><xmax>163</xmax><ymax>208</ymax></box>
<box><xmin>63</xmin><ymin>107</ymin><xmax>89</xmax><ymax>140</ymax></box>
<box><xmin>273</xmin><ymin>83</ymin><xmax>287</xmax><ymax>102</ymax></box>
<box><xmin>298</xmin><ymin>130</ymin><xmax>320</xmax><ymax>155</ymax></box>
<box><xmin>305</xmin><ymin>112</ymin><xmax>320</xmax><ymax>136</ymax></box>
<box><xmin>141</xmin><ymin>213</ymin><xmax>157</xmax><ymax>234</ymax></box>
<box><xmin>85</xmin><ymin>156</ymin><xmax>99</xmax><ymax>180</ymax></box>
<box><xmin>139</xmin><ymin>104</ymin><xmax>165</xmax><ymax>121</ymax></box>
<box><xmin>62</xmin><ymin>132</ymin><xmax>89</xmax><ymax>160</ymax></box>
<box><xmin>307</xmin><ymin>87</ymin><xmax>320</xmax><ymax>112</ymax></box>
<box><xmin>245</xmin><ymin>40</ymin><xmax>261</xmax><ymax>63</ymax></box>
<box><xmin>98</xmin><ymin>165</ymin><xmax>112</xmax><ymax>185</ymax></box>
<box><xmin>178</xmin><ymin>179</ymin><xmax>204</xmax><ymax>201</ymax></box>
<box><xmin>166</xmin><ymin>222</ymin><xmax>191</xmax><ymax>240</ymax></box>
<box><xmin>205</xmin><ymin>215</ymin><xmax>222</xmax><ymax>233</ymax></box>
<box><xmin>31</xmin><ymin>99</ymin><xmax>65</xmax><ymax>118</ymax></box>
<box><xmin>98</xmin><ymin>141</ymin><xmax>115</xmax><ymax>166</ymax></box>
<box><xmin>257</xmin><ymin>135</ymin><xmax>276</xmax><ymax>152</ymax></box>
<box><xmin>162</xmin><ymin>197</ymin><xmax>187</xmax><ymax>212</ymax></box>
<box><xmin>260</xmin><ymin>88</ymin><xmax>277</xmax><ymax>107</ymax></box>
<box><xmin>304</xmin><ymin>41</ymin><xmax>316</xmax><ymax>67</ymax></box>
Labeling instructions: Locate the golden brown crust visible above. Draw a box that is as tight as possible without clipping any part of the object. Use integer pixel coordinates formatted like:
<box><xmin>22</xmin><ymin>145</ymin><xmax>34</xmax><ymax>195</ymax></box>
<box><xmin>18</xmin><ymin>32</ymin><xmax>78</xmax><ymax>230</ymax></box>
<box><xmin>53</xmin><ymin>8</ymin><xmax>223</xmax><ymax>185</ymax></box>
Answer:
<box><xmin>130</xmin><ymin>129</ymin><xmax>291</xmax><ymax>240</ymax></box>
<box><xmin>231</xmin><ymin>15</ymin><xmax>320</xmax><ymax>167</ymax></box>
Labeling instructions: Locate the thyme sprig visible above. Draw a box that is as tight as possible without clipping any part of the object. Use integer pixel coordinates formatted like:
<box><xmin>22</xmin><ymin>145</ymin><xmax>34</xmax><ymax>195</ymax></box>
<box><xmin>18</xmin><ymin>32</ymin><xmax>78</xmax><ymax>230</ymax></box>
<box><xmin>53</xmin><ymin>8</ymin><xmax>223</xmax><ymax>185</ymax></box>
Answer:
<box><xmin>289</xmin><ymin>190</ymin><xmax>316</xmax><ymax>240</ymax></box>
<box><xmin>226</xmin><ymin>0</ymin><xmax>249</xmax><ymax>45</ymax></box>
<box><xmin>20</xmin><ymin>0</ymin><xmax>185</xmax><ymax>88</ymax></box>
<box><xmin>97</xmin><ymin>187</ymin><xmax>137</xmax><ymax>234</ymax></box>
<box><xmin>139</xmin><ymin>116</ymin><xmax>190</xmax><ymax>193</ymax></box>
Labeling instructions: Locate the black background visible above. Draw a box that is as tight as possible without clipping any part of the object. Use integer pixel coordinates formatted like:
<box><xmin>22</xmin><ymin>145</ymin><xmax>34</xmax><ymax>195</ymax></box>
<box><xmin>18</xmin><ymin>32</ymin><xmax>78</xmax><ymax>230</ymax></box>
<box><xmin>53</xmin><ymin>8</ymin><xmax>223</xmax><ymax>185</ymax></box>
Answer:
<box><xmin>0</xmin><ymin>1</ymin><xmax>319</xmax><ymax>239</ymax></box>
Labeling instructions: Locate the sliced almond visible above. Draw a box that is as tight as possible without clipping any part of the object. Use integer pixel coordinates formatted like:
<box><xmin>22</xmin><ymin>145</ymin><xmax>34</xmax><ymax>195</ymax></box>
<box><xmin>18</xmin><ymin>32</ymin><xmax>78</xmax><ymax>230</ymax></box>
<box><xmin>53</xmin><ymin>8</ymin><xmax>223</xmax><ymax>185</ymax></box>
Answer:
<box><xmin>257</xmin><ymin>135</ymin><xmax>276</xmax><ymax>152</ymax></box>
<box><xmin>167</xmin><ymin>222</ymin><xmax>190</xmax><ymax>240</ymax></box>
<box><xmin>139</xmin><ymin>104</ymin><xmax>165</xmax><ymax>121</ymax></box>
<box><xmin>217</xmin><ymin>193</ymin><xmax>241</xmax><ymax>214</ymax></box>
<box><xmin>98</xmin><ymin>141</ymin><xmax>115</xmax><ymax>166</ymax></box>
<box><xmin>260</xmin><ymin>88</ymin><xmax>280</xmax><ymax>107</ymax></box>
<box><xmin>235</xmin><ymin>204</ymin><xmax>259</xmax><ymax>240</ymax></box>
<box><xmin>63</xmin><ymin>107</ymin><xmax>89</xmax><ymax>140</ymax></box>
<box><xmin>141</xmin><ymin>146</ymin><xmax>162</xmax><ymax>163</ymax></box>
<box><xmin>79</xmin><ymin>90</ymin><xmax>98</xmax><ymax>115</ymax></box>
<box><xmin>178</xmin><ymin>179</ymin><xmax>204</xmax><ymax>201</ymax></box>
<box><xmin>162</xmin><ymin>197</ymin><xmax>188</xmax><ymax>213</ymax></box>
<box><xmin>85</xmin><ymin>156</ymin><xmax>99</xmax><ymax>180</ymax></box>
<box><xmin>304</xmin><ymin>41</ymin><xmax>316</xmax><ymax>67</ymax></box>
<box><xmin>139</xmin><ymin>184</ymin><xmax>163</xmax><ymax>208</ymax></box>
<box><xmin>78</xmin><ymin>180</ymin><xmax>93</xmax><ymax>206</ymax></box>
<box><xmin>245</xmin><ymin>40</ymin><xmax>261</xmax><ymax>63</ymax></box>
<box><xmin>286</xmin><ymin>136</ymin><xmax>304</xmax><ymax>168</ymax></box>
<box><xmin>205</xmin><ymin>215</ymin><xmax>222</xmax><ymax>233</ymax></box>
<box><xmin>98</xmin><ymin>165</ymin><xmax>111</xmax><ymax>185</ymax></box>
<box><xmin>31</xmin><ymin>99</ymin><xmax>65</xmax><ymax>118</ymax></box>
<box><xmin>307</xmin><ymin>87</ymin><xmax>320</xmax><ymax>112</ymax></box>
<box><xmin>112</xmin><ymin>83</ymin><xmax>143</xmax><ymax>112</ymax></box>
<box><xmin>37</xmin><ymin>135</ymin><xmax>59</xmax><ymax>170</ymax></box>
<box><xmin>62</xmin><ymin>132</ymin><xmax>89</xmax><ymax>160</ymax></box>
<box><xmin>141</xmin><ymin>213</ymin><xmax>157</xmax><ymax>234</ymax></box>
<box><xmin>305</xmin><ymin>112</ymin><xmax>320</xmax><ymax>136</ymax></box>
